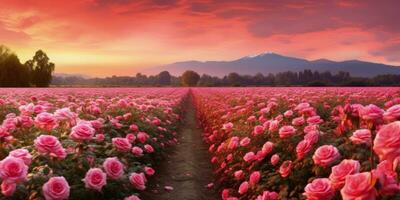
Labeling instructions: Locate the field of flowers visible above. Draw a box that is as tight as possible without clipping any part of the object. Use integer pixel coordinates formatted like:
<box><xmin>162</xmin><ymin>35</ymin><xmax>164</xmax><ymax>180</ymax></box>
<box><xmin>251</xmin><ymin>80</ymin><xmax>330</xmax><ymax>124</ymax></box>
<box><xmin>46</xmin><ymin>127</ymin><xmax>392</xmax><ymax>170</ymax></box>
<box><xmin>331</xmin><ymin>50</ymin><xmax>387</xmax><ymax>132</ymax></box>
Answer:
<box><xmin>193</xmin><ymin>87</ymin><xmax>400</xmax><ymax>200</ymax></box>
<box><xmin>0</xmin><ymin>88</ymin><xmax>187</xmax><ymax>200</ymax></box>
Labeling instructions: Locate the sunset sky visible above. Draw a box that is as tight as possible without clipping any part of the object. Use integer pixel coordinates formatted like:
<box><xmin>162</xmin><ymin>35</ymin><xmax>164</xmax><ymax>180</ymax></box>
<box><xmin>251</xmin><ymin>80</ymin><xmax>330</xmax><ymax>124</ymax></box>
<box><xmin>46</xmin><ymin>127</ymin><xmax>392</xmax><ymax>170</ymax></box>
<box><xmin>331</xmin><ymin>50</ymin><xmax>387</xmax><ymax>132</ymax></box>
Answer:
<box><xmin>0</xmin><ymin>0</ymin><xmax>399</xmax><ymax>77</ymax></box>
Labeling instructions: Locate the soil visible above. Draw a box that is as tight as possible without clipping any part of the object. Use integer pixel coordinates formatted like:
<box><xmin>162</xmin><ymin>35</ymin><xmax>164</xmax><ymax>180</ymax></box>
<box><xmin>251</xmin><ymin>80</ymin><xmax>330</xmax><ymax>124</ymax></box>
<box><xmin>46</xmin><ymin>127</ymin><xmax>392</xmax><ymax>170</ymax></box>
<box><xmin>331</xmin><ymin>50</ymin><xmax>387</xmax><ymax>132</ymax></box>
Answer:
<box><xmin>141</xmin><ymin>94</ymin><xmax>218</xmax><ymax>200</ymax></box>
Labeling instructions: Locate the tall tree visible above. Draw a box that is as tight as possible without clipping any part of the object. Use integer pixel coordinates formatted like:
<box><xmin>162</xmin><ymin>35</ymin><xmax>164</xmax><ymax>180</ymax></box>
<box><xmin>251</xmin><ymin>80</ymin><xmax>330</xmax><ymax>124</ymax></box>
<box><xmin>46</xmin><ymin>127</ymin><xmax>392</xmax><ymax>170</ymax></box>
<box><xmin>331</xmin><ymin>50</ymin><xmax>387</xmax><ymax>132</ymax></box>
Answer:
<box><xmin>158</xmin><ymin>71</ymin><xmax>171</xmax><ymax>85</ymax></box>
<box><xmin>181</xmin><ymin>70</ymin><xmax>200</xmax><ymax>86</ymax></box>
<box><xmin>28</xmin><ymin>50</ymin><xmax>55</xmax><ymax>87</ymax></box>
<box><xmin>0</xmin><ymin>45</ymin><xmax>30</xmax><ymax>87</ymax></box>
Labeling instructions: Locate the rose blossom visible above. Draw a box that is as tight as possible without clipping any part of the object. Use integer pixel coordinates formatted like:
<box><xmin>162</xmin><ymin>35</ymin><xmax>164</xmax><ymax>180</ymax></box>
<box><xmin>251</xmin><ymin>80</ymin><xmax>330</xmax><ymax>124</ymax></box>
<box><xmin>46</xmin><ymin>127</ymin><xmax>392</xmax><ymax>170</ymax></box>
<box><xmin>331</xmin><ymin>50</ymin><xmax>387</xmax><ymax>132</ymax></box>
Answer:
<box><xmin>253</xmin><ymin>125</ymin><xmax>265</xmax><ymax>135</ymax></box>
<box><xmin>279</xmin><ymin>160</ymin><xmax>292</xmax><ymax>178</ymax></box>
<box><xmin>312</xmin><ymin>145</ymin><xmax>340</xmax><ymax>167</ymax></box>
<box><xmin>304</xmin><ymin>130</ymin><xmax>319</xmax><ymax>144</ymax></box>
<box><xmin>238</xmin><ymin>181</ymin><xmax>249</xmax><ymax>194</ymax></box>
<box><xmin>350</xmin><ymin>129</ymin><xmax>371</xmax><ymax>145</ymax></box>
<box><xmin>257</xmin><ymin>191</ymin><xmax>278</xmax><ymax>200</ymax></box>
<box><xmin>144</xmin><ymin>144</ymin><xmax>154</xmax><ymax>153</ymax></box>
<box><xmin>383</xmin><ymin>104</ymin><xmax>400</xmax><ymax>122</ymax></box>
<box><xmin>373</xmin><ymin>121</ymin><xmax>400</xmax><ymax>163</ymax></box>
<box><xmin>34</xmin><ymin>112</ymin><xmax>58</xmax><ymax>131</ymax></box>
<box><xmin>137</xmin><ymin>132</ymin><xmax>149</xmax><ymax>143</ymax></box>
<box><xmin>1</xmin><ymin>182</ymin><xmax>16</xmax><ymax>197</ymax></box>
<box><xmin>240</xmin><ymin>137</ymin><xmax>251</xmax><ymax>147</ymax></box>
<box><xmin>103</xmin><ymin>157</ymin><xmax>124</xmax><ymax>180</ymax></box>
<box><xmin>279</xmin><ymin>125</ymin><xmax>296</xmax><ymax>138</ymax></box>
<box><xmin>329</xmin><ymin>159</ymin><xmax>360</xmax><ymax>190</ymax></box>
<box><xmin>373</xmin><ymin>160</ymin><xmax>400</xmax><ymax>196</ymax></box>
<box><xmin>249</xmin><ymin>171</ymin><xmax>261</xmax><ymax>186</ymax></box>
<box><xmin>261</xmin><ymin>141</ymin><xmax>273</xmax><ymax>155</ymax></box>
<box><xmin>271</xmin><ymin>154</ymin><xmax>280</xmax><ymax>166</ymax></box>
<box><xmin>234</xmin><ymin>170</ymin><xmax>244</xmax><ymax>180</ymax></box>
<box><xmin>292</xmin><ymin>117</ymin><xmax>305</xmax><ymax>126</ymax></box>
<box><xmin>34</xmin><ymin>135</ymin><xmax>65</xmax><ymax>159</ymax></box>
<box><xmin>42</xmin><ymin>176</ymin><xmax>70</xmax><ymax>200</ymax></box>
<box><xmin>307</xmin><ymin>116</ymin><xmax>323</xmax><ymax>125</ymax></box>
<box><xmin>129</xmin><ymin>172</ymin><xmax>147</xmax><ymax>190</ymax></box>
<box><xmin>0</xmin><ymin>156</ymin><xmax>28</xmax><ymax>183</ymax></box>
<box><xmin>359</xmin><ymin>104</ymin><xmax>384</xmax><ymax>122</ymax></box>
<box><xmin>9</xmin><ymin>148</ymin><xmax>32</xmax><ymax>166</ymax></box>
<box><xmin>112</xmin><ymin>137</ymin><xmax>132</xmax><ymax>152</ymax></box>
<box><xmin>144</xmin><ymin>166</ymin><xmax>155</xmax><ymax>176</ymax></box>
<box><xmin>83</xmin><ymin>168</ymin><xmax>107</xmax><ymax>191</ymax></box>
<box><xmin>340</xmin><ymin>172</ymin><xmax>377</xmax><ymax>200</ymax></box>
<box><xmin>296</xmin><ymin>140</ymin><xmax>313</xmax><ymax>159</ymax></box>
<box><xmin>303</xmin><ymin>178</ymin><xmax>334</xmax><ymax>200</ymax></box>
<box><xmin>131</xmin><ymin>146</ymin><xmax>143</xmax><ymax>157</ymax></box>
<box><xmin>243</xmin><ymin>152</ymin><xmax>255</xmax><ymax>162</ymax></box>
<box><xmin>70</xmin><ymin>122</ymin><xmax>95</xmax><ymax>141</ymax></box>
<box><xmin>125</xmin><ymin>194</ymin><xmax>141</xmax><ymax>200</ymax></box>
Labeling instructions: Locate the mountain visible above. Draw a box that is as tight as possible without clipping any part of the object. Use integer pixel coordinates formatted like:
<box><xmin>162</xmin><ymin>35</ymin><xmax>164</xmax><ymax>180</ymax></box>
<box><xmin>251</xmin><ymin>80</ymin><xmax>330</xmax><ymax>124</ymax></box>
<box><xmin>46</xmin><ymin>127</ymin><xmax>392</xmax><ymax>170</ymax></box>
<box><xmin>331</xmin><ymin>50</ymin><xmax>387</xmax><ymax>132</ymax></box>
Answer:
<box><xmin>53</xmin><ymin>73</ymin><xmax>91</xmax><ymax>79</ymax></box>
<box><xmin>144</xmin><ymin>52</ymin><xmax>400</xmax><ymax>77</ymax></box>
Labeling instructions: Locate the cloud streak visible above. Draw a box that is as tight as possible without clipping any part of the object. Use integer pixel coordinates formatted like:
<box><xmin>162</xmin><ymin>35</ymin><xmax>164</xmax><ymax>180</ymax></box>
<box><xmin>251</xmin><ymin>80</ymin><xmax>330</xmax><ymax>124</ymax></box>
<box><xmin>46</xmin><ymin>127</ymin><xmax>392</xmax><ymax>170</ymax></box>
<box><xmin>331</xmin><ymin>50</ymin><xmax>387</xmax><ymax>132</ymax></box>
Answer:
<box><xmin>0</xmin><ymin>0</ymin><xmax>399</xmax><ymax>76</ymax></box>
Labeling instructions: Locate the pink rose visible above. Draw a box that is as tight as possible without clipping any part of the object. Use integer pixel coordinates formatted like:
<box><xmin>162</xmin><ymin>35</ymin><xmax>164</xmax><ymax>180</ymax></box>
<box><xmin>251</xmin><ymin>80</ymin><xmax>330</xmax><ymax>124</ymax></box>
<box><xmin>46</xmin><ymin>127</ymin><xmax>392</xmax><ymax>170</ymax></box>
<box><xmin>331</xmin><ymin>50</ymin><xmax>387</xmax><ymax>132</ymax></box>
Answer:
<box><xmin>284</xmin><ymin>110</ymin><xmax>293</xmax><ymax>118</ymax></box>
<box><xmin>257</xmin><ymin>191</ymin><xmax>278</xmax><ymax>200</ymax></box>
<box><xmin>126</xmin><ymin>133</ymin><xmax>136</xmax><ymax>142</ymax></box>
<box><xmin>238</xmin><ymin>181</ymin><xmax>249</xmax><ymax>194</ymax></box>
<box><xmin>350</xmin><ymin>129</ymin><xmax>371</xmax><ymax>145</ymax></box>
<box><xmin>228</xmin><ymin>137</ymin><xmax>239</xmax><ymax>149</ymax></box>
<box><xmin>34</xmin><ymin>112</ymin><xmax>58</xmax><ymax>131</ymax></box>
<box><xmin>279</xmin><ymin>125</ymin><xmax>296</xmax><ymax>138</ymax></box>
<box><xmin>34</xmin><ymin>135</ymin><xmax>65</xmax><ymax>159</ymax></box>
<box><xmin>373</xmin><ymin>121</ymin><xmax>400</xmax><ymax>163</ymax></box>
<box><xmin>243</xmin><ymin>152</ymin><xmax>255</xmax><ymax>162</ymax></box>
<box><xmin>83</xmin><ymin>168</ymin><xmax>107</xmax><ymax>191</ymax></box>
<box><xmin>70</xmin><ymin>122</ymin><xmax>95</xmax><ymax>141</ymax></box>
<box><xmin>112</xmin><ymin>137</ymin><xmax>132</xmax><ymax>152</ymax></box>
<box><xmin>253</xmin><ymin>125</ymin><xmax>265</xmax><ymax>135</ymax></box>
<box><xmin>312</xmin><ymin>145</ymin><xmax>340</xmax><ymax>167</ymax></box>
<box><xmin>240</xmin><ymin>137</ymin><xmax>251</xmax><ymax>147</ymax></box>
<box><xmin>144</xmin><ymin>144</ymin><xmax>154</xmax><ymax>153</ymax></box>
<box><xmin>249</xmin><ymin>171</ymin><xmax>261</xmax><ymax>186</ymax></box>
<box><xmin>95</xmin><ymin>134</ymin><xmax>105</xmax><ymax>142</ymax></box>
<box><xmin>304</xmin><ymin>125</ymin><xmax>318</xmax><ymax>134</ymax></box>
<box><xmin>279</xmin><ymin>160</ymin><xmax>292</xmax><ymax>178</ymax></box>
<box><xmin>304</xmin><ymin>130</ymin><xmax>319</xmax><ymax>144</ymax></box>
<box><xmin>292</xmin><ymin>117</ymin><xmax>305</xmax><ymax>126</ymax></box>
<box><xmin>373</xmin><ymin>160</ymin><xmax>400</xmax><ymax>196</ymax></box>
<box><xmin>307</xmin><ymin>116</ymin><xmax>323</xmax><ymax>125</ymax></box>
<box><xmin>144</xmin><ymin>166</ymin><xmax>155</xmax><ymax>176</ymax></box>
<box><xmin>268</xmin><ymin>120</ymin><xmax>279</xmax><ymax>131</ymax></box>
<box><xmin>234</xmin><ymin>170</ymin><xmax>244</xmax><ymax>180</ymax></box>
<box><xmin>0</xmin><ymin>156</ymin><xmax>28</xmax><ymax>183</ymax></box>
<box><xmin>383</xmin><ymin>104</ymin><xmax>400</xmax><ymax>122</ymax></box>
<box><xmin>42</xmin><ymin>176</ymin><xmax>70</xmax><ymax>200</ymax></box>
<box><xmin>303</xmin><ymin>178</ymin><xmax>334</xmax><ymax>200</ymax></box>
<box><xmin>296</xmin><ymin>140</ymin><xmax>313</xmax><ymax>159</ymax></box>
<box><xmin>124</xmin><ymin>194</ymin><xmax>141</xmax><ymax>200</ymax></box>
<box><xmin>222</xmin><ymin>122</ymin><xmax>233</xmax><ymax>131</ymax></box>
<box><xmin>131</xmin><ymin>146</ymin><xmax>143</xmax><ymax>157</ymax></box>
<box><xmin>54</xmin><ymin>108</ymin><xmax>77</xmax><ymax>127</ymax></box>
<box><xmin>329</xmin><ymin>159</ymin><xmax>360</xmax><ymax>190</ymax></box>
<box><xmin>271</xmin><ymin>154</ymin><xmax>280</xmax><ymax>166</ymax></box>
<box><xmin>9</xmin><ymin>148</ymin><xmax>32</xmax><ymax>166</ymax></box>
<box><xmin>340</xmin><ymin>172</ymin><xmax>377</xmax><ymax>200</ymax></box>
<box><xmin>1</xmin><ymin>181</ymin><xmax>16</xmax><ymax>197</ymax></box>
<box><xmin>129</xmin><ymin>172</ymin><xmax>147</xmax><ymax>190</ymax></box>
<box><xmin>262</xmin><ymin>141</ymin><xmax>274</xmax><ymax>155</ymax></box>
<box><xmin>137</xmin><ymin>132</ymin><xmax>149</xmax><ymax>143</ymax></box>
<box><xmin>103</xmin><ymin>157</ymin><xmax>124</xmax><ymax>180</ymax></box>
<box><xmin>359</xmin><ymin>104</ymin><xmax>384</xmax><ymax>122</ymax></box>
<box><xmin>129</xmin><ymin>124</ymin><xmax>139</xmax><ymax>132</ymax></box>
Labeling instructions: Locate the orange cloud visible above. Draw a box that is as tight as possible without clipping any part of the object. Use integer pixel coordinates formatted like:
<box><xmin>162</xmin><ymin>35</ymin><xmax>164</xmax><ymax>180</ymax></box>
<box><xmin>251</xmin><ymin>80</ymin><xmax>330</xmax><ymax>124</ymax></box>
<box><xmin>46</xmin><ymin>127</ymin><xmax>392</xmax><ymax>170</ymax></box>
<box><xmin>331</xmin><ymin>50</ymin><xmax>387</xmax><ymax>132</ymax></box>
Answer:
<box><xmin>0</xmin><ymin>0</ymin><xmax>399</xmax><ymax>77</ymax></box>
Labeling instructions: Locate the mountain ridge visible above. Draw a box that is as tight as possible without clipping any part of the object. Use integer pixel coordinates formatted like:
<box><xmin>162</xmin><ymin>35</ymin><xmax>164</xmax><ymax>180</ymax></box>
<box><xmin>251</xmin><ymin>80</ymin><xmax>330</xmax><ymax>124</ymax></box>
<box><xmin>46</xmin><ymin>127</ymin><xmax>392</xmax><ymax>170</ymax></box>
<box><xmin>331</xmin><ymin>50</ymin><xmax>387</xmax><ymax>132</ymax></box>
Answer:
<box><xmin>144</xmin><ymin>53</ymin><xmax>400</xmax><ymax>77</ymax></box>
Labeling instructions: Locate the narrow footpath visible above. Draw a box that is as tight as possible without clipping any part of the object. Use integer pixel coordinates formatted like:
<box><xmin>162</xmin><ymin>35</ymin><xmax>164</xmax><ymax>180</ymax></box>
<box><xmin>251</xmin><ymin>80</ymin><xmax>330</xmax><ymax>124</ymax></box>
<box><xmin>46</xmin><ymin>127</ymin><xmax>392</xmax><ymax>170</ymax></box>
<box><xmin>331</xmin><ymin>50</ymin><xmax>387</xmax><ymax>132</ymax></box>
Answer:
<box><xmin>142</xmin><ymin>94</ymin><xmax>218</xmax><ymax>200</ymax></box>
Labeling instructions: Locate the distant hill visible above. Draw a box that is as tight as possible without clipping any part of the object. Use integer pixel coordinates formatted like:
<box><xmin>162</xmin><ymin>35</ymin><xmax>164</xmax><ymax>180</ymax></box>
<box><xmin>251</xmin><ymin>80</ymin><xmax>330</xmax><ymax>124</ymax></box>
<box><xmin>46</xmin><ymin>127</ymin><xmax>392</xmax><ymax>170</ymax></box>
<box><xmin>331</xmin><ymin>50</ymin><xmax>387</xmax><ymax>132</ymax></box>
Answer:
<box><xmin>144</xmin><ymin>52</ymin><xmax>400</xmax><ymax>77</ymax></box>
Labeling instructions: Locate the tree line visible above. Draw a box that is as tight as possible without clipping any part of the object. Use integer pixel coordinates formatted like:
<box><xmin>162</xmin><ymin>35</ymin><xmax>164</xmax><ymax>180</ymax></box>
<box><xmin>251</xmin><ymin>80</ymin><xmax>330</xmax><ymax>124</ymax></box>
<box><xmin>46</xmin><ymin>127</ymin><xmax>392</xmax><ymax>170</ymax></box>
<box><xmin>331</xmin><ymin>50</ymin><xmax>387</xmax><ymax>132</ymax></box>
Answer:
<box><xmin>0</xmin><ymin>45</ymin><xmax>55</xmax><ymax>87</ymax></box>
<box><xmin>52</xmin><ymin>69</ymin><xmax>400</xmax><ymax>87</ymax></box>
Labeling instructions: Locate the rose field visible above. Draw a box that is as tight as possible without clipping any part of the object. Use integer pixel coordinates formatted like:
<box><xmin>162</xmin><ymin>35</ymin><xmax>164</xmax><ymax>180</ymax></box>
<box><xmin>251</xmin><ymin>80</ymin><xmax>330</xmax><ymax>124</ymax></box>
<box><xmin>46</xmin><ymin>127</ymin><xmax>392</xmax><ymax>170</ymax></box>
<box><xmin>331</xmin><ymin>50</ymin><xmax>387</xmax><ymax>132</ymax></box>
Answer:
<box><xmin>1</xmin><ymin>87</ymin><xmax>400</xmax><ymax>200</ymax></box>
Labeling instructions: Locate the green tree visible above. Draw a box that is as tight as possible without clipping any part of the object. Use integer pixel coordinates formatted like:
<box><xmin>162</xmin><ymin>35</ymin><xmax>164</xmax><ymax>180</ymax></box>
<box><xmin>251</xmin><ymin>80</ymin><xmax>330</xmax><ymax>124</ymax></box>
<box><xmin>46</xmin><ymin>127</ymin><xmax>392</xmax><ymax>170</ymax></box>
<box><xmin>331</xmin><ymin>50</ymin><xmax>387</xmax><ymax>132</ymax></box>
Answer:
<box><xmin>158</xmin><ymin>71</ymin><xmax>171</xmax><ymax>85</ymax></box>
<box><xmin>181</xmin><ymin>70</ymin><xmax>200</xmax><ymax>86</ymax></box>
<box><xmin>0</xmin><ymin>45</ymin><xmax>30</xmax><ymax>87</ymax></box>
<box><xmin>27</xmin><ymin>50</ymin><xmax>55</xmax><ymax>87</ymax></box>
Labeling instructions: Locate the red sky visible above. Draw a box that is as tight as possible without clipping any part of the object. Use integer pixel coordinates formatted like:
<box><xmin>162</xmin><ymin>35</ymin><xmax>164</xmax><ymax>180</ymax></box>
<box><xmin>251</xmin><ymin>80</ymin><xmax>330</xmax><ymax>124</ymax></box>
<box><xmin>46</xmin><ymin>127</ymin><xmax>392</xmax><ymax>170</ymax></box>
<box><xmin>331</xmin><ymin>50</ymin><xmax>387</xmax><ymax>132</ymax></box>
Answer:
<box><xmin>0</xmin><ymin>0</ymin><xmax>399</xmax><ymax>77</ymax></box>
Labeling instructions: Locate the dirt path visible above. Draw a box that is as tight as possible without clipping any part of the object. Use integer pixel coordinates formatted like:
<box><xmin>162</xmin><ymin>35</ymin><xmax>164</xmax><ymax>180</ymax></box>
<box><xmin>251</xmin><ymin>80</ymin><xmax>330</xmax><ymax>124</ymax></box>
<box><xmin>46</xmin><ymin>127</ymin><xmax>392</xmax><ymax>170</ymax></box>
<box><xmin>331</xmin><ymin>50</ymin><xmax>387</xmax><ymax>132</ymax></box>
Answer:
<box><xmin>141</xmin><ymin>94</ymin><xmax>218</xmax><ymax>200</ymax></box>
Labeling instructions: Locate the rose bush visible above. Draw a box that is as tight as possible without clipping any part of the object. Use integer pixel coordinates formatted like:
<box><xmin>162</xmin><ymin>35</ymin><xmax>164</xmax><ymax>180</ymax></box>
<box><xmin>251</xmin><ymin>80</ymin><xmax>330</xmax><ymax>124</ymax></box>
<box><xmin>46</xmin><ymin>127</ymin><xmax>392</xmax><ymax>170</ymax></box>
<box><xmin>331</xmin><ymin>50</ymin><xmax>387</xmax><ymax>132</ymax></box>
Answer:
<box><xmin>0</xmin><ymin>88</ymin><xmax>186</xmax><ymax>199</ymax></box>
<box><xmin>193</xmin><ymin>87</ymin><xmax>400</xmax><ymax>199</ymax></box>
